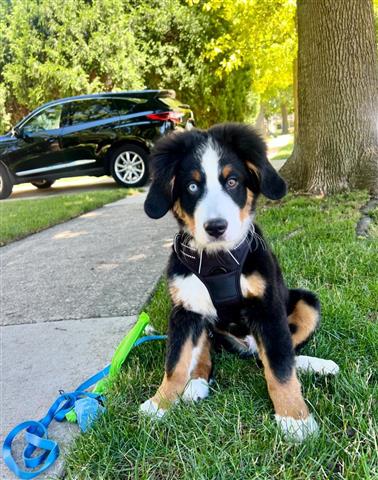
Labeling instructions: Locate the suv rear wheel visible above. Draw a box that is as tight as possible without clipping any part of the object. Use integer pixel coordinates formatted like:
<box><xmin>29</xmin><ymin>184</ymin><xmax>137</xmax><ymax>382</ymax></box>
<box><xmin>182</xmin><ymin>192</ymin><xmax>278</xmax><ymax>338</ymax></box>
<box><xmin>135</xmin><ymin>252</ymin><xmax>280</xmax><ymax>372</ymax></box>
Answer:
<box><xmin>32</xmin><ymin>179</ymin><xmax>55</xmax><ymax>189</ymax></box>
<box><xmin>110</xmin><ymin>144</ymin><xmax>149</xmax><ymax>188</ymax></box>
<box><xmin>0</xmin><ymin>163</ymin><xmax>13</xmax><ymax>200</ymax></box>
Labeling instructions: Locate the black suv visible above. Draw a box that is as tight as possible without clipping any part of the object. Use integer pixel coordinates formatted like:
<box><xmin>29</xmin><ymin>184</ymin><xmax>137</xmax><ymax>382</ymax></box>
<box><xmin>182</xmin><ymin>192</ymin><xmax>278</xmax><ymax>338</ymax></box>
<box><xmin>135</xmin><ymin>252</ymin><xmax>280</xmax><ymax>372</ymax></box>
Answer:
<box><xmin>0</xmin><ymin>90</ymin><xmax>194</xmax><ymax>199</ymax></box>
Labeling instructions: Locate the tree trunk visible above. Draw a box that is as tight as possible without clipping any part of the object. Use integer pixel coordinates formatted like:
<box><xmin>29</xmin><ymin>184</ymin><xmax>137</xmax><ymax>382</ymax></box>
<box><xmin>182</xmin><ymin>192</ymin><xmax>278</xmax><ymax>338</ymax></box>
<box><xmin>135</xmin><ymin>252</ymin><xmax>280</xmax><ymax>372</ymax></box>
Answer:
<box><xmin>254</xmin><ymin>104</ymin><xmax>267</xmax><ymax>137</ymax></box>
<box><xmin>280</xmin><ymin>0</ymin><xmax>378</xmax><ymax>195</ymax></box>
<box><xmin>293</xmin><ymin>58</ymin><xmax>298</xmax><ymax>142</ymax></box>
<box><xmin>280</xmin><ymin>103</ymin><xmax>289</xmax><ymax>134</ymax></box>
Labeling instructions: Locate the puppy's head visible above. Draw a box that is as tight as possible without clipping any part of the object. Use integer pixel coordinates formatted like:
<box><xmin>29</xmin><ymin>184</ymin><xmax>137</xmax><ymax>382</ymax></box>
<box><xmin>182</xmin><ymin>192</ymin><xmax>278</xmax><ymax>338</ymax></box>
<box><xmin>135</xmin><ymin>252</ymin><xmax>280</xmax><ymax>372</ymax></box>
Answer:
<box><xmin>144</xmin><ymin>123</ymin><xmax>286</xmax><ymax>251</ymax></box>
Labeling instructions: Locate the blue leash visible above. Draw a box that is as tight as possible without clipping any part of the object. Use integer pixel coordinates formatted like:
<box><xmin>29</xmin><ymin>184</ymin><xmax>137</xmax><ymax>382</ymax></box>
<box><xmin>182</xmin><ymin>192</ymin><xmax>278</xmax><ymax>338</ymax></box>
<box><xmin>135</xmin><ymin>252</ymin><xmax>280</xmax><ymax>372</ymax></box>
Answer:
<box><xmin>2</xmin><ymin>334</ymin><xmax>166</xmax><ymax>479</ymax></box>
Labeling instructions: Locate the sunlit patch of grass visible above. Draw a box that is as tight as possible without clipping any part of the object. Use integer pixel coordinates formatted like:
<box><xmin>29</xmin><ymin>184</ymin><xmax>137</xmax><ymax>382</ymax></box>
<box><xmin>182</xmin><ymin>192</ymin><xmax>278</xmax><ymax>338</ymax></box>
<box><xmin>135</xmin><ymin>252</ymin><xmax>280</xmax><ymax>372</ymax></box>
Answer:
<box><xmin>0</xmin><ymin>189</ymin><xmax>133</xmax><ymax>245</ymax></box>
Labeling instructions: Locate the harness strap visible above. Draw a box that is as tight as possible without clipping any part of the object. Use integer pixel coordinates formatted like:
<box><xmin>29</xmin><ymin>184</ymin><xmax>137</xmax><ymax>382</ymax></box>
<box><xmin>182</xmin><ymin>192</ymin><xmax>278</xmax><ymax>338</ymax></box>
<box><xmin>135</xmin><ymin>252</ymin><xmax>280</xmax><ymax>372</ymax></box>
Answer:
<box><xmin>174</xmin><ymin>232</ymin><xmax>252</xmax><ymax>310</ymax></box>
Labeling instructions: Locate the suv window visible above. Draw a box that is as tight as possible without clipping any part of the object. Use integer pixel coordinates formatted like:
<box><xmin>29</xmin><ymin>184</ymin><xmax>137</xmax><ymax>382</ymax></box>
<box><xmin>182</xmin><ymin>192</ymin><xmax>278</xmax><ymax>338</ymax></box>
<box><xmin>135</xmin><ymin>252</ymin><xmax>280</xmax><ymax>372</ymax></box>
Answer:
<box><xmin>23</xmin><ymin>104</ymin><xmax>63</xmax><ymax>133</ymax></box>
<box><xmin>113</xmin><ymin>97</ymin><xmax>147</xmax><ymax>116</ymax></box>
<box><xmin>66</xmin><ymin>99</ymin><xmax>117</xmax><ymax>126</ymax></box>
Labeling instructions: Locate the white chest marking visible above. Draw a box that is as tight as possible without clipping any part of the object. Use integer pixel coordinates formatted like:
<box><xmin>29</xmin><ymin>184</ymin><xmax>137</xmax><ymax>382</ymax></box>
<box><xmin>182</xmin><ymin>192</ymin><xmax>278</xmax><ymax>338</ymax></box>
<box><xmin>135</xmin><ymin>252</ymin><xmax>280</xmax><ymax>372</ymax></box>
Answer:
<box><xmin>170</xmin><ymin>274</ymin><xmax>217</xmax><ymax>318</ymax></box>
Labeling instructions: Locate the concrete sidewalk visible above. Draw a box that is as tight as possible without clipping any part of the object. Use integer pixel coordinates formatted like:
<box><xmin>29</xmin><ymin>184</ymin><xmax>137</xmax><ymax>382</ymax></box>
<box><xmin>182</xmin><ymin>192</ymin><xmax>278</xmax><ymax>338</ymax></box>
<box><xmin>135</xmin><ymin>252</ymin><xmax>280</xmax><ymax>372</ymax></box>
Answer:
<box><xmin>1</xmin><ymin>192</ymin><xmax>176</xmax><ymax>479</ymax></box>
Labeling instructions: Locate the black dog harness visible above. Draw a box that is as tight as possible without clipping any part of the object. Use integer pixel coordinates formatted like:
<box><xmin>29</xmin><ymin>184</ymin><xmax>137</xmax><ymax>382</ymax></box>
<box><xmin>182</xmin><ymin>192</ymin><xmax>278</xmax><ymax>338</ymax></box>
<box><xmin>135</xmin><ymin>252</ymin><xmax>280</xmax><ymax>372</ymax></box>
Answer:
<box><xmin>173</xmin><ymin>231</ymin><xmax>253</xmax><ymax>310</ymax></box>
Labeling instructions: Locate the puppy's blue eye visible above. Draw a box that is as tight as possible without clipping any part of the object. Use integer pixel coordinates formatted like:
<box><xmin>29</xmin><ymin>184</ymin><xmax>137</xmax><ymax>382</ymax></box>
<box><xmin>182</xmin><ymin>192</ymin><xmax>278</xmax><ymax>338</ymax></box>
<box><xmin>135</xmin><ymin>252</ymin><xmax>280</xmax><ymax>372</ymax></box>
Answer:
<box><xmin>188</xmin><ymin>182</ymin><xmax>199</xmax><ymax>193</ymax></box>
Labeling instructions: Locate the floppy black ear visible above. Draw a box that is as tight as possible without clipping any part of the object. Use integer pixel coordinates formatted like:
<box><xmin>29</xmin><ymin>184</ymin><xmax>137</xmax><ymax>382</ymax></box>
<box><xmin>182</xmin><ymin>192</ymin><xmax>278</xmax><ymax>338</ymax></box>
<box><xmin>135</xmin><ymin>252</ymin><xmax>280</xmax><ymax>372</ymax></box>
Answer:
<box><xmin>258</xmin><ymin>160</ymin><xmax>287</xmax><ymax>200</ymax></box>
<box><xmin>144</xmin><ymin>130</ymin><xmax>204</xmax><ymax>219</ymax></box>
<box><xmin>144</xmin><ymin>138</ymin><xmax>177</xmax><ymax>219</ymax></box>
<box><xmin>209</xmin><ymin>123</ymin><xmax>287</xmax><ymax>200</ymax></box>
<box><xmin>144</xmin><ymin>180</ymin><xmax>173</xmax><ymax>219</ymax></box>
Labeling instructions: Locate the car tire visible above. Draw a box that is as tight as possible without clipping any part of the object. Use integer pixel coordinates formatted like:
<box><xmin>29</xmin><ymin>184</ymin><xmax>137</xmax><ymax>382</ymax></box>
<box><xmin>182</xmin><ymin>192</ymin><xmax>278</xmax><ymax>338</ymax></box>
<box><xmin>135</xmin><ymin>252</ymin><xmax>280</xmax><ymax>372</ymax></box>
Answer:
<box><xmin>110</xmin><ymin>144</ymin><xmax>149</xmax><ymax>188</ymax></box>
<box><xmin>32</xmin><ymin>179</ymin><xmax>55</xmax><ymax>189</ymax></box>
<box><xmin>0</xmin><ymin>163</ymin><xmax>13</xmax><ymax>200</ymax></box>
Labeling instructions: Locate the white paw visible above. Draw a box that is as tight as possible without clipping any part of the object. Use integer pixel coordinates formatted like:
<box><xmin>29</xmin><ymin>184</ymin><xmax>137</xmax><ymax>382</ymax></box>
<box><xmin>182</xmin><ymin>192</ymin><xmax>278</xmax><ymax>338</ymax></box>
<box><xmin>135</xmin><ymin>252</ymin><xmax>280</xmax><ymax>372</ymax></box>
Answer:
<box><xmin>244</xmin><ymin>335</ymin><xmax>258</xmax><ymax>354</ymax></box>
<box><xmin>296</xmin><ymin>355</ymin><xmax>340</xmax><ymax>375</ymax></box>
<box><xmin>275</xmin><ymin>414</ymin><xmax>319</xmax><ymax>442</ymax></box>
<box><xmin>182</xmin><ymin>378</ymin><xmax>209</xmax><ymax>402</ymax></box>
<box><xmin>139</xmin><ymin>399</ymin><xmax>166</xmax><ymax>419</ymax></box>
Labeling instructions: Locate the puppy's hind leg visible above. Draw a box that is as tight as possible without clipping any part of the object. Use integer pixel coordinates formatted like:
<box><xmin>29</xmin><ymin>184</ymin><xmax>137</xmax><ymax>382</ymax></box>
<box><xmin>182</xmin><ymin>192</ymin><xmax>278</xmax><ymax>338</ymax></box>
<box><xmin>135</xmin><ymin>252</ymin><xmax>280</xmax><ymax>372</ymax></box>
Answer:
<box><xmin>258</xmin><ymin>311</ymin><xmax>319</xmax><ymax>442</ymax></box>
<box><xmin>288</xmin><ymin>289</ymin><xmax>320</xmax><ymax>352</ymax></box>
<box><xmin>288</xmin><ymin>289</ymin><xmax>339</xmax><ymax>375</ymax></box>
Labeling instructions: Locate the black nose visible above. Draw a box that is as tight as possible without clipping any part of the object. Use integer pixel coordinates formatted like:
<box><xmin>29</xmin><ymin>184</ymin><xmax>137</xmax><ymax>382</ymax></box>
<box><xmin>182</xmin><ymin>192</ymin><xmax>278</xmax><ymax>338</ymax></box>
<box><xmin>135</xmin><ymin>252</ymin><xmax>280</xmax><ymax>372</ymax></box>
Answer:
<box><xmin>204</xmin><ymin>218</ymin><xmax>228</xmax><ymax>238</ymax></box>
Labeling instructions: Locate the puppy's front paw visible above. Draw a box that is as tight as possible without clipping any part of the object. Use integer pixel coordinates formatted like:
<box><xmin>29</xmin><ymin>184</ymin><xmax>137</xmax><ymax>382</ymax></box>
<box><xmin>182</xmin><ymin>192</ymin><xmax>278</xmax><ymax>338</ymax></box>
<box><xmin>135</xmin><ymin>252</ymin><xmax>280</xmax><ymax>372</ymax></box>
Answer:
<box><xmin>275</xmin><ymin>414</ymin><xmax>319</xmax><ymax>442</ymax></box>
<box><xmin>139</xmin><ymin>399</ymin><xmax>166</xmax><ymax>419</ymax></box>
<box><xmin>182</xmin><ymin>378</ymin><xmax>209</xmax><ymax>402</ymax></box>
<box><xmin>296</xmin><ymin>355</ymin><xmax>340</xmax><ymax>375</ymax></box>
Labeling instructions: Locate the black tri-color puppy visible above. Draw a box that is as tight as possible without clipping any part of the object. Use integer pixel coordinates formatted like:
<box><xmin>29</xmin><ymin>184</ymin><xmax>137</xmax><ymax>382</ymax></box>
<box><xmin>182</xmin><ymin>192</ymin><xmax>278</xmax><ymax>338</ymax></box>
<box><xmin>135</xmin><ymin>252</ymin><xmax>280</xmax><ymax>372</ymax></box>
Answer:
<box><xmin>142</xmin><ymin>123</ymin><xmax>339</xmax><ymax>441</ymax></box>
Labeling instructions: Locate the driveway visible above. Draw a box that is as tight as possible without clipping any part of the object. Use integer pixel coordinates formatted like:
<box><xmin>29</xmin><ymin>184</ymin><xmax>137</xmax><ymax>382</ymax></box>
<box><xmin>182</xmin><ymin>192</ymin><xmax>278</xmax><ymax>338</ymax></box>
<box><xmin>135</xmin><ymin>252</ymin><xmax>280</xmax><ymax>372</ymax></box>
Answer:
<box><xmin>9</xmin><ymin>176</ymin><xmax>119</xmax><ymax>201</ymax></box>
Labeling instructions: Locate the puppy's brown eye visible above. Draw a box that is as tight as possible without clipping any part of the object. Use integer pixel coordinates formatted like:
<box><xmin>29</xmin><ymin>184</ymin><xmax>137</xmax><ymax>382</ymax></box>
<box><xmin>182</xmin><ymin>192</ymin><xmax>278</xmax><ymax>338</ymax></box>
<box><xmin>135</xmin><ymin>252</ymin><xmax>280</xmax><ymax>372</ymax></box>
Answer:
<box><xmin>226</xmin><ymin>177</ymin><xmax>238</xmax><ymax>189</ymax></box>
<box><xmin>188</xmin><ymin>182</ymin><xmax>199</xmax><ymax>193</ymax></box>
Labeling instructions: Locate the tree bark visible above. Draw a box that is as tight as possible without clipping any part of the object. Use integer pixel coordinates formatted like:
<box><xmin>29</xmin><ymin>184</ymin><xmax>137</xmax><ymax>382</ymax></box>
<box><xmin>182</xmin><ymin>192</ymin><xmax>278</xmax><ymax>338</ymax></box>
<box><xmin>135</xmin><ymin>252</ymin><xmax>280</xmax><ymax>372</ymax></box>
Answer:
<box><xmin>281</xmin><ymin>0</ymin><xmax>378</xmax><ymax>195</ymax></box>
<box><xmin>280</xmin><ymin>102</ymin><xmax>289</xmax><ymax>134</ymax></box>
<box><xmin>293</xmin><ymin>58</ymin><xmax>298</xmax><ymax>142</ymax></box>
<box><xmin>254</xmin><ymin>104</ymin><xmax>267</xmax><ymax>137</ymax></box>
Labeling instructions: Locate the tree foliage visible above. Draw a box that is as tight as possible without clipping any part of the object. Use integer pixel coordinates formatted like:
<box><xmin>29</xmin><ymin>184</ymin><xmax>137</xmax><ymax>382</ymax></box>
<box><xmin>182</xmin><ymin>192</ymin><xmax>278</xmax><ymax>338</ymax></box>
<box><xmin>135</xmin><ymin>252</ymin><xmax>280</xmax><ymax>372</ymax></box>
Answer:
<box><xmin>201</xmin><ymin>0</ymin><xmax>296</xmax><ymax>100</ymax></box>
<box><xmin>0</xmin><ymin>0</ymin><xmax>298</xmax><ymax>129</ymax></box>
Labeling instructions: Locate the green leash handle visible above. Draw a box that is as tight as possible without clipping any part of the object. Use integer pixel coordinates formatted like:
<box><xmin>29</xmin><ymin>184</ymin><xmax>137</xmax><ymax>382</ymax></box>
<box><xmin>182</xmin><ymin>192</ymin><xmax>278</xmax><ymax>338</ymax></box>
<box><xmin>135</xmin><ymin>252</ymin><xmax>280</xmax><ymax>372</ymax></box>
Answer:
<box><xmin>95</xmin><ymin>311</ymin><xmax>150</xmax><ymax>392</ymax></box>
<box><xmin>109</xmin><ymin>311</ymin><xmax>150</xmax><ymax>378</ymax></box>
<box><xmin>66</xmin><ymin>312</ymin><xmax>150</xmax><ymax>422</ymax></box>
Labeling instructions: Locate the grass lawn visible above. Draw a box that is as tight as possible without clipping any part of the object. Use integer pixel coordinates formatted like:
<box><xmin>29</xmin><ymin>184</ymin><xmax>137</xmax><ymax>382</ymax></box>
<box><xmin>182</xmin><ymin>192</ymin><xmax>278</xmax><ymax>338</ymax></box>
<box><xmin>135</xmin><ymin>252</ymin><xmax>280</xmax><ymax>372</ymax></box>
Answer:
<box><xmin>66</xmin><ymin>192</ymin><xmax>377</xmax><ymax>480</ymax></box>
<box><xmin>0</xmin><ymin>189</ymin><xmax>132</xmax><ymax>246</ymax></box>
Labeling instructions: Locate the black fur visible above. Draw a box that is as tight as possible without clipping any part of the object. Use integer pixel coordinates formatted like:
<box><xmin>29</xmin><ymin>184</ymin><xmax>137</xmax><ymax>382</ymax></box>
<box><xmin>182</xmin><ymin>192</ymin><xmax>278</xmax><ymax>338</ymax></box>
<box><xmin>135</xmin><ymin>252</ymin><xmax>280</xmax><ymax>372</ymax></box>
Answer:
<box><xmin>209</xmin><ymin>123</ymin><xmax>287</xmax><ymax>200</ymax></box>
<box><xmin>146</xmin><ymin>123</ymin><xmax>319</xmax><ymax>386</ymax></box>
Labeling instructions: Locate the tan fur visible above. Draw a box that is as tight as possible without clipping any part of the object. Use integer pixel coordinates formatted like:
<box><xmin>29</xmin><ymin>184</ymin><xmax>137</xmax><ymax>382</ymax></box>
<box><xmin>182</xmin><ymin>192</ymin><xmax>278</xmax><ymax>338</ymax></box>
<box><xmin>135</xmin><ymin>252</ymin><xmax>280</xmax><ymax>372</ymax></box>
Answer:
<box><xmin>240</xmin><ymin>189</ymin><xmax>254</xmax><ymax>221</ymax></box>
<box><xmin>151</xmin><ymin>338</ymin><xmax>193</xmax><ymax>409</ymax></box>
<box><xmin>241</xmin><ymin>272</ymin><xmax>266</xmax><ymax>298</ymax></box>
<box><xmin>192</xmin><ymin>170</ymin><xmax>201</xmax><ymax>182</ymax></box>
<box><xmin>288</xmin><ymin>300</ymin><xmax>319</xmax><ymax>348</ymax></box>
<box><xmin>191</xmin><ymin>334</ymin><xmax>212</xmax><ymax>380</ymax></box>
<box><xmin>173</xmin><ymin>200</ymin><xmax>195</xmax><ymax>234</ymax></box>
<box><xmin>222</xmin><ymin>164</ymin><xmax>233</xmax><ymax>178</ymax></box>
<box><xmin>213</xmin><ymin>327</ymin><xmax>252</xmax><ymax>354</ymax></box>
<box><xmin>150</xmin><ymin>332</ymin><xmax>211</xmax><ymax>409</ymax></box>
<box><xmin>258</xmin><ymin>347</ymin><xmax>309</xmax><ymax>419</ymax></box>
<box><xmin>246</xmin><ymin>161</ymin><xmax>260</xmax><ymax>178</ymax></box>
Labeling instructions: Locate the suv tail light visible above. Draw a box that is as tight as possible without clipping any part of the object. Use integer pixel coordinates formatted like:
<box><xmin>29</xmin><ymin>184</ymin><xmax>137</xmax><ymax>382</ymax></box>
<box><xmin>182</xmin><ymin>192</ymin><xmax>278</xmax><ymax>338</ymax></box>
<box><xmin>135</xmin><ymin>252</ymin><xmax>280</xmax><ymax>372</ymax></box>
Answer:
<box><xmin>146</xmin><ymin>111</ymin><xmax>182</xmax><ymax>123</ymax></box>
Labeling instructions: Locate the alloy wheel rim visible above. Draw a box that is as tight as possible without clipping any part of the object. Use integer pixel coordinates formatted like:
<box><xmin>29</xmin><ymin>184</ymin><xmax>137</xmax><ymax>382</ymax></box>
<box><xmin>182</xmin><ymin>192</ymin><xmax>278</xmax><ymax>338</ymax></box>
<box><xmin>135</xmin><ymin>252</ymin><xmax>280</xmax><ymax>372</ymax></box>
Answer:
<box><xmin>0</xmin><ymin>175</ymin><xmax>3</xmax><ymax>193</ymax></box>
<box><xmin>114</xmin><ymin>151</ymin><xmax>145</xmax><ymax>185</ymax></box>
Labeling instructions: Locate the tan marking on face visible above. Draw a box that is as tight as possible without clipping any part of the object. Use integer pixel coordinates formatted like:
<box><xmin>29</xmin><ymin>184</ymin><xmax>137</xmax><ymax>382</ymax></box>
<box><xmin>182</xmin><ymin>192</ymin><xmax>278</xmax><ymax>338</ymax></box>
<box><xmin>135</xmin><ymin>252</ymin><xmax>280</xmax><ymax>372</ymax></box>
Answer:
<box><xmin>240</xmin><ymin>189</ymin><xmax>254</xmax><ymax>221</ymax></box>
<box><xmin>246</xmin><ymin>161</ymin><xmax>260</xmax><ymax>178</ymax></box>
<box><xmin>288</xmin><ymin>300</ymin><xmax>319</xmax><ymax>348</ymax></box>
<box><xmin>192</xmin><ymin>170</ymin><xmax>201</xmax><ymax>182</ymax></box>
<box><xmin>258</xmin><ymin>347</ymin><xmax>309</xmax><ymax>419</ymax></box>
<box><xmin>173</xmin><ymin>200</ymin><xmax>195</xmax><ymax>234</ymax></box>
<box><xmin>241</xmin><ymin>271</ymin><xmax>266</xmax><ymax>298</ymax></box>
<box><xmin>222</xmin><ymin>164</ymin><xmax>233</xmax><ymax>178</ymax></box>
<box><xmin>191</xmin><ymin>334</ymin><xmax>212</xmax><ymax>380</ymax></box>
<box><xmin>151</xmin><ymin>337</ymin><xmax>193</xmax><ymax>409</ymax></box>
